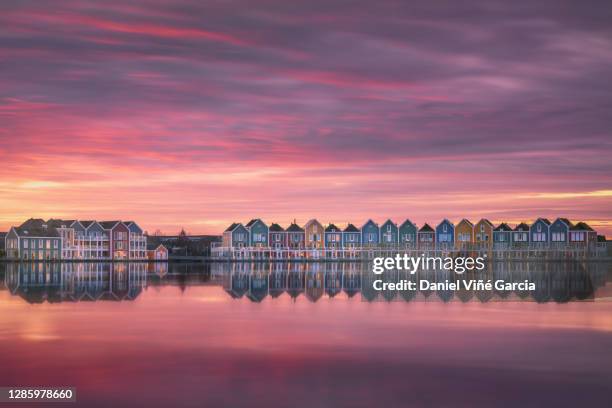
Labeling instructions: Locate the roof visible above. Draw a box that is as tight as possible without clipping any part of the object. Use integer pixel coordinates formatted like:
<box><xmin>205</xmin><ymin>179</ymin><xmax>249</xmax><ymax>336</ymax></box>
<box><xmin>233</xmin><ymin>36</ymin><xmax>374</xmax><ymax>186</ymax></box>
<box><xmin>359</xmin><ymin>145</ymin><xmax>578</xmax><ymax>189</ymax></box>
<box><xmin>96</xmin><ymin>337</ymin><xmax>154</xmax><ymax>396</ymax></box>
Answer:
<box><xmin>514</xmin><ymin>223</ymin><xmax>530</xmax><ymax>231</ymax></box>
<box><xmin>286</xmin><ymin>223</ymin><xmax>304</xmax><ymax>232</ymax></box>
<box><xmin>14</xmin><ymin>218</ymin><xmax>60</xmax><ymax>237</ymax></box>
<box><xmin>457</xmin><ymin>218</ymin><xmax>473</xmax><ymax>227</ymax></box>
<box><xmin>99</xmin><ymin>221</ymin><xmax>121</xmax><ymax>229</ymax></box>
<box><xmin>269</xmin><ymin>223</ymin><xmax>284</xmax><ymax>232</ymax></box>
<box><xmin>245</xmin><ymin>219</ymin><xmax>262</xmax><ymax>228</ymax></box>
<box><xmin>343</xmin><ymin>223</ymin><xmax>360</xmax><ymax>233</ymax></box>
<box><xmin>46</xmin><ymin>219</ymin><xmax>75</xmax><ymax>228</ymax></box>
<box><xmin>476</xmin><ymin>218</ymin><xmax>493</xmax><ymax>227</ymax></box>
<box><xmin>494</xmin><ymin>223</ymin><xmax>512</xmax><ymax>232</ymax></box>
<box><xmin>381</xmin><ymin>219</ymin><xmax>397</xmax><ymax>226</ymax></box>
<box><xmin>146</xmin><ymin>242</ymin><xmax>167</xmax><ymax>251</ymax></box>
<box><xmin>533</xmin><ymin>218</ymin><xmax>551</xmax><ymax>225</ymax></box>
<box><xmin>325</xmin><ymin>224</ymin><xmax>340</xmax><ymax>232</ymax></box>
<box><xmin>224</xmin><ymin>223</ymin><xmax>240</xmax><ymax>232</ymax></box>
<box><xmin>556</xmin><ymin>217</ymin><xmax>573</xmax><ymax>227</ymax></box>
<box><xmin>437</xmin><ymin>218</ymin><xmax>453</xmax><ymax>226</ymax></box>
<box><xmin>419</xmin><ymin>223</ymin><xmax>434</xmax><ymax>233</ymax></box>
<box><xmin>571</xmin><ymin>222</ymin><xmax>594</xmax><ymax>231</ymax></box>
<box><xmin>399</xmin><ymin>219</ymin><xmax>416</xmax><ymax>228</ymax></box>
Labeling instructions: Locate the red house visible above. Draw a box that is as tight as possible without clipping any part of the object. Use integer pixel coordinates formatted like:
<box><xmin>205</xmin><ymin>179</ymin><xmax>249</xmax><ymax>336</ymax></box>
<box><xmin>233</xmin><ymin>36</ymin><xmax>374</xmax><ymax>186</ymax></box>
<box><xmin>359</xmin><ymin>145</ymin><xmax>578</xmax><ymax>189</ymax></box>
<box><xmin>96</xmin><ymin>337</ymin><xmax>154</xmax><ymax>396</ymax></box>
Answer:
<box><xmin>101</xmin><ymin>221</ymin><xmax>130</xmax><ymax>260</ymax></box>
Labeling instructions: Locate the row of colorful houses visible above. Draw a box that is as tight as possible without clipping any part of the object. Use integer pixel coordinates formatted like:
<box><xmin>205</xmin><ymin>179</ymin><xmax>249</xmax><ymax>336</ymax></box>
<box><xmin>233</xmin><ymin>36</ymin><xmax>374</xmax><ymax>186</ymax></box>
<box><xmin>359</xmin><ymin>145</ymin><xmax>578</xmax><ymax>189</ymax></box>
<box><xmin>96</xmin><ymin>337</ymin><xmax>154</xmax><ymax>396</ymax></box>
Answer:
<box><xmin>222</xmin><ymin>218</ymin><xmax>599</xmax><ymax>250</ymax></box>
<box><xmin>4</xmin><ymin>218</ymin><xmax>168</xmax><ymax>261</ymax></box>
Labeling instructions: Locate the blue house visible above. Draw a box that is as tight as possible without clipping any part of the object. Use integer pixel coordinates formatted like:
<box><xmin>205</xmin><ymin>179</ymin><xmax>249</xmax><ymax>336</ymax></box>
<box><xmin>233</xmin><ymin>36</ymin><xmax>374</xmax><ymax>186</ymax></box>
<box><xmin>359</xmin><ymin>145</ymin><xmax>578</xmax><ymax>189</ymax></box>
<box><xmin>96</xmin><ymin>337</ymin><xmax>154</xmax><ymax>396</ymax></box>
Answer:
<box><xmin>342</xmin><ymin>224</ymin><xmax>361</xmax><ymax>248</ymax></box>
<box><xmin>222</xmin><ymin>223</ymin><xmax>249</xmax><ymax>248</ymax></box>
<box><xmin>399</xmin><ymin>219</ymin><xmax>417</xmax><ymax>248</ymax></box>
<box><xmin>512</xmin><ymin>223</ymin><xmax>530</xmax><ymax>247</ymax></box>
<box><xmin>493</xmin><ymin>223</ymin><xmax>512</xmax><ymax>249</ymax></box>
<box><xmin>530</xmin><ymin>218</ymin><xmax>551</xmax><ymax>247</ymax></box>
<box><xmin>245</xmin><ymin>218</ymin><xmax>268</xmax><ymax>247</ymax></box>
<box><xmin>380</xmin><ymin>219</ymin><xmax>399</xmax><ymax>246</ymax></box>
<box><xmin>361</xmin><ymin>219</ymin><xmax>379</xmax><ymax>247</ymax></box>
<box><xmin>435</xmin><ymin>219</ymin><xmax>454</xmax><ymax>249</ymax></box>
<box><xmin>550</xmin><ymin>217</ymin><xmax>572</xmax><ymax>247</ymax></box>
<box><xmin>324</xmin><ymin>224</ymin><xmax>343</xmax><ymax>249</ymax></box>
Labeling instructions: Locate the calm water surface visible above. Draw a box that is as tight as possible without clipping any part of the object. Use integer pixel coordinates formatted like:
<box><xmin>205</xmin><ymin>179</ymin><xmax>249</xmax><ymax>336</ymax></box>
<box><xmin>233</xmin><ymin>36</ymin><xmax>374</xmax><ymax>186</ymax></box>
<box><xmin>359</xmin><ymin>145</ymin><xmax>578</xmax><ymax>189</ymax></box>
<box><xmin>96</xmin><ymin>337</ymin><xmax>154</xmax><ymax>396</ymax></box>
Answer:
<box><xmin>0</xmin><ymin>262</ymin><xmax>611</xmax><ymax>407</ymax></box>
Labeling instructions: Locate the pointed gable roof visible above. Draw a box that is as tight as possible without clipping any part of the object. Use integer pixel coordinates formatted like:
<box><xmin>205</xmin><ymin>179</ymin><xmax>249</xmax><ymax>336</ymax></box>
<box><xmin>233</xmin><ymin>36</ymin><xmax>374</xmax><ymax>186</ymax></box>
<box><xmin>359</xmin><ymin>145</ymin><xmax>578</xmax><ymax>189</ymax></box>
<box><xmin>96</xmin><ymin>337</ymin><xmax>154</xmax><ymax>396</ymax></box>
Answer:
<box><xmin>419</xmin><ymin>223</ymin><xmax>434</xmax><ymax>233</ymax></box>
<box><xmin>99</xmin><ymin>221</ymin><xmax>121</xmax><ymax>229</ymax></box>
<box><xmin>457</xmin><ymin>218</ymin><xmax>473</xmax><ymax>227</ymax></box>
<box><xmin>494</xmin><ymin>223</ymin><xmax>512</xmax><ymax>232</ymax></box>
<box><xmin>514</xmin><ymin>222</ymin><xmax>530</xmax><ymax>231</ymax></box>
<box><xmin>361</xmin><ymin>219</ymin><xmax>378</xmax><ymax>229</ymax></box>
<box><xmin>534</xmin><ymin>217</ymin><xmax>551</xmax><ymax>225</ymax></box>
<box><xmin>325</xmin><ymin>224</ymin><xmax>341</xmax><ymax>232</ymax></box>
<box><xmin>269</xmin><ymin>223</ymin><xmax>284</xmax><ymax>232</ymax></box>
<box><xmin>554</xmin><ymin>217</ymin><xmax>573</xmax><ymax>228</ymax></box>
<box><xmin>224</xmin><ymin>223</ymin><xmax>239</xmax><ymax>232</ymax></box>
<box><xmin>246</xmin><ymin>218</ymin><xmax>264</xmax><ymax>228</ymax></box>
<box><xmin>399</xmin><ymin>219</ymin><xmax>416</xmax><ymax>229</ymax></box>
<box><xmin>476</xmin><ymin>218</ymin><xmax>494</xmax><ymax>227</ymax></box>
<box><xmin>343</xmin><ymin>223</ymin><xmax>360</xmax><ymax>233</ymax></box>
<box><xmin>286</xmin><ymin>223</ymin><xmax>304</xmax><ymax>232</ymax></box>
<box><xmin>571</xmin><ymin>222</ymin><xmax>594</xmax><ymax>231</ymax></box>
<box><xmin>15</xmin><ymin>218</ymin><xmax>59</xmax><ymax>237</ymax></box>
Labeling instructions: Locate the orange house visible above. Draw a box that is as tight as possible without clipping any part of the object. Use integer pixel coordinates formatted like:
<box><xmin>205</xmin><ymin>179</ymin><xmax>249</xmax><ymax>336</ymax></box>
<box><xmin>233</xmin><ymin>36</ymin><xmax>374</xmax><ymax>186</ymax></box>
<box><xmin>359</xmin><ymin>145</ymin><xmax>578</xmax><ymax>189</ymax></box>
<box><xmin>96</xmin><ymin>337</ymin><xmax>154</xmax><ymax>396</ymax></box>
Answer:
<box><xmin>454</xmin><ymin>219</ymin><xmax>474</xmax><ymax>249</ymax></box>
<box><xmin>304</xmin><ymin>219</ymin><xmax>324</xmax><ymax>249</ymax></box>
<box><xmin>474</xmin><ymin>219</ymin><xmax>494</xmax><ymax>249</ymax></box>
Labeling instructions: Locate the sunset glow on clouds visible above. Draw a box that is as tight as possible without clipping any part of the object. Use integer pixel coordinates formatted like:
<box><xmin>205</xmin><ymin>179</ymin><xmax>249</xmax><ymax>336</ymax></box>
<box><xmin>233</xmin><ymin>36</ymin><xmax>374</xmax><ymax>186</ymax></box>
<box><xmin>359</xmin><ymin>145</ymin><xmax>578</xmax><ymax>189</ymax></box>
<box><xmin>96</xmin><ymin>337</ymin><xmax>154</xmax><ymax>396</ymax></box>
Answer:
<box><xmin>1</xmin><ymin>0</ymin><xmax>611</xmax><ymax>235</ymax></box>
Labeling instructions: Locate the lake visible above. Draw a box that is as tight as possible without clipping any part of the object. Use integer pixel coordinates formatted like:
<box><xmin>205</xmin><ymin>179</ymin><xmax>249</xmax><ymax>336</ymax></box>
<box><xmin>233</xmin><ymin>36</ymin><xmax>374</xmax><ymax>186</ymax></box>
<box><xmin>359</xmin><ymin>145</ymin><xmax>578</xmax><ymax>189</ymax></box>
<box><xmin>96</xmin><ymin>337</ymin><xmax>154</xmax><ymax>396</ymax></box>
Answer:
<box><xmin>0</xmin><ymin>261</ymin><xmax>611</xmax><ymax>407</ymax></box>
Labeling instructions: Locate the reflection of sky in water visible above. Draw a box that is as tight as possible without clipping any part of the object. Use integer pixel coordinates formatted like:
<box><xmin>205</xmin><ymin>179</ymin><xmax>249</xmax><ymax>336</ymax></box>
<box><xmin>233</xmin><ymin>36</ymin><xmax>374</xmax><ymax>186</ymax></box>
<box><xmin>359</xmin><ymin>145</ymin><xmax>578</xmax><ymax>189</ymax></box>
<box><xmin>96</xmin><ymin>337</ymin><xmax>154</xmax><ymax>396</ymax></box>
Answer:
<box><xmin>0</xmin><ymin>262</ymin><xmax>611</xmax><ymax>407</ymax></box>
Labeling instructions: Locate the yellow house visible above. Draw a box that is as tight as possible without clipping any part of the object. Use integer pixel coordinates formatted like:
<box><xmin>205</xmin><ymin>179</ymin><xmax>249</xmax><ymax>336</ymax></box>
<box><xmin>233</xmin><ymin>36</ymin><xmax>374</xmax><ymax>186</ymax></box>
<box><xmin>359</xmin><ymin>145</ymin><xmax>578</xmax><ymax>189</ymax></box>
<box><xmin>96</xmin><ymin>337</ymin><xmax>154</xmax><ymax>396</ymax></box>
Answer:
<box><xmin>474</xmin><ymin>219</ymin><xmax>494</xmax><ymax>249</ymax></box>
<box><xmin>304</xmin><ymin>219</ymin><xmax>324</xmax><ymax>249</ymax></box>
<box><xmin>454</xmin><ymin>219</ymin><xmax>474</xmax><ymax>249</ymax></box>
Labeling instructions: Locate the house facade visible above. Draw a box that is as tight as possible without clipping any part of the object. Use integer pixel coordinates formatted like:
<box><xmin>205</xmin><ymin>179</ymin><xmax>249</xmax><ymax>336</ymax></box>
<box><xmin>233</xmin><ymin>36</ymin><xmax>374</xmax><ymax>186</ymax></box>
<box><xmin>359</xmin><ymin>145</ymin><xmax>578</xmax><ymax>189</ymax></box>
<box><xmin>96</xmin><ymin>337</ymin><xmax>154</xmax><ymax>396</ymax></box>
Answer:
<box><xmin>5</xmin><ymin>219</ymin><xmax>62</xmax><ymax>261</ymax></box>
<box><xmin>436</xmin><ymin>219</ymin><xmax>454</xmax><ymax>249</ymax></box>
<box><xmin>361</xmin><ymin>220</ymin><xmax>380</xmax><ymax>247</ymax></box>
<box><xmin>493</xmin><ymin>223</ymin><xmax>512</xmax><ymax>249</ymax></box>
<box><xmin>569</xmin><ymin>222</ymin><xmax>596</xmax><ymax>247</ymax></box>
<box><xmin>268</xmin><ymin>223</ymin><xmax>286</xmax><ymax>248</ymax></box>
<box><xmin>550</xmin><ymin>218</ymin><xmax>572</xmax><ymax>247</ymax></box>
<box><xmin>286</xmin><ymin>223</ymin><xmax>305</xmax><ymax>249</ymax></box>
<box><xmin>474</xmin><ymin>219</ymin><xmax>494</xmax><ymax>249</ymax></box>
<box><xmin>304</xmin><ymin>219</ymin><xmax>324</xmax><ymax>249</ymax></box>
<box><xmin>417</xmin><ymin>224</ymin><xmax>435</xmax><ymax>250</ymax></box>
<box><xmin>455</xmin><ymin>219</ymin><xmax>473</xmax><ymax>249</ymax></box>
<box><xmin>324</xmin><ymin>224</ymin><xmax>343</xmax><ymax>249</ymax></box>
<box><xmin>399</xmin><ymin>219</ymin><xmax>417</xmax><ymax>248</ymax></box>
<box><xmin>246</xmin><ymin>219</ymin><xmax>268</xmax><ymax>247</ymax></box>
<box><xmin>342</xmin><ymin>224</ymin><xmax>361</xmax><ymax>248</ymax></box>
<box><xmin>147</xmin><ymin>243</ymin><xmax>168</xmax><ymax>260</ymax></box>
<box><xmin>530</xmin><ymin>218</ymin><xmax>551</xmax><ymax>247</ymax></box>
<box><xmin>380</xmin><ymin>219</ymin><xmax>399</xmax><ymax>246</ymax></box>
<box><xmin>512</xmin><ymin>223</ymin><xmax>530</xmax><ymax>247</ymax></box>
<box><xmin>222</xmin><ymin>223</ymin><xmax>249</xmax><ymax>248</ymax></box>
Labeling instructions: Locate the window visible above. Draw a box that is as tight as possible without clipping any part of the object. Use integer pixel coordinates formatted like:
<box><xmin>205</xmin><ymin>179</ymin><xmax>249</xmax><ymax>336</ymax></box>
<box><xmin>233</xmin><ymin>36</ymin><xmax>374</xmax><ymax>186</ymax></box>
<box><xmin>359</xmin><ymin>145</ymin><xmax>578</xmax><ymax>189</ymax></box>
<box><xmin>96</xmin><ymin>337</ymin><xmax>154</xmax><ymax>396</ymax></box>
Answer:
<box><xmin>24</xmin><ymin>240</ymin><xmax>28</xmax><ymax>249</ymax></box>
<box><xmin>532</xmin><ymin>233</ymin><xmax>546</xmax><ymax>242</ymax></box>
<box><xmin>39</xmin><ymin>239</ymin><xmax>43</xmax><ymax>248</ymax></box>
<box><xmin>348</xmin><ymin>234</ymin><xmax>355</xmax><ymax>242</ymax></box>
<box><xmin>368</xmin><ymin>233</ymin><xmax>376</xmax><ymax>242</ymax></box>
<box><xmin>54</xmin><ymin>240</ymin><xmax>58</xmax><ymax>249</ymax></box>
<box><xmin>480</xmin><ymin>224</ymin><xmax>484</xmax><ymax>232</ymax></box>
<box><xmin>498</xmin><ymin>234</ymin><xmax>506</xmax><ymax>242</ymax></box>
<box><xmin>552</xmin><ymin>232</ymin><xmax>566</xmax><ymax>242</ymax></box>
<box><xmin>443</xmin><ymin>224</ymin><xmax>447</xmax><ymax>233</ymax></box>
<box><xmin>537</xmin><ymin>224</ymin><xmax>542</xmax><ymax>232</ymax></box>
<box><xmin>402</xmin><ymin>234</ymin><xmax>413</xmax><ymax>242</ymax></box>
<box><xmin>438</xmin><ymin>233</ymin><xmax>451</xmax><ymax>242</ymax></box>
<box><xmin>386</xmin><ymin>224</ymin><xmax>392</xmax><ymax>232</ymax></box>
<box><xmin>46</xmin><ymin>240</ymin><xmax>51</xmax><ymax>249</ymax></box>
<box><xmin>459</xmin><ymin>233</ymin><xmax>470</xmax><ymax>242</ymax></box>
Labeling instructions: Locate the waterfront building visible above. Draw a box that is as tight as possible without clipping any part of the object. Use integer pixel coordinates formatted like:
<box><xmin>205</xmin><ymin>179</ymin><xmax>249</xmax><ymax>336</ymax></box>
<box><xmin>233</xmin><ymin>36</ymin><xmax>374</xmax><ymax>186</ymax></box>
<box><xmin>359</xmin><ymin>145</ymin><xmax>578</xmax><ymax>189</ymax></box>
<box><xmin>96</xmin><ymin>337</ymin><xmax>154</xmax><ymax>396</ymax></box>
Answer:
<box><xmin>5</xmin><ymin>219</ymin><xmax>61</xmax><ymax>261</ymax></box>
<box><xmin>100</xmin><ymin>221</ymin><xmax>130</xmax><ymax>260</ymax></box>
<box><xmin>493</xmin><ymin>223</ymin><xmax>513</xmax><ymax>249</ymax></box>
<box><xmin>126</xmin><ymin>221</ymin><xmax>147</xmax><ymax>260</ymax></box>
<box><xmin>512</xmin><ymin>223</ymin><xmax>530</xmax><ymax>248</ymax></box>
<box><xmin>222</xmin><ymin>223</ymin><xmax>249</xmax><ymax>248</ymax></box>
<box><xmin>436</xmin><ymin>219</ymin><xmax>455</xmax><ymax>249</ymax></box>
<box><xmin>455</xmin><ymin>219</ymin><xmax>474</xmax><ymax>250</ymax></box>
<box><xmin>286</xmin><ymin>222</ymin><xmax>305</xmax><ymax>249</ymax></box>
<box><xmin>569</xmin><ymin>222</ymin><xmax>597</xmax><ymax>248</ymax></box>
<box><xmin>550</xmin><ymin>218</ymin><xmax>572</xmax><ymax>247</ymax></box>
<box><xmin>324</xmin><ymin>224</ymin><xmax>343</xmax><ymax>249</ymax></box>
<box><xmin>398</xmin><ymin>219</ymin><xmax>417</xmax><ymax>248</ymax></box>
<box><xmin>380</xmin><ymin>219</ymin><xmax>399</xmax><ymax>246</ymax></box>
<box><xmin>342</xmin><ymin>224</ymin><xmax>361</xmax><ymax>248</ymax></box>
<box><xmin>147</xmin><ymin>243</ymin><xmax>168</xmax><ymax>260</ymax></box>
<box><xmin>417</xmin><ymin>223</ymin><xmax>435</xmax><ymax>250</ymax></box>
<box><xmin>530</xmin><ymin>218</ymin><xmax>551</xmax><ymax>247</ymax></box>
<box><xmin>474</xmin><ymin>219</ymin><xmax>494</xmax><ymax>249</ymax></box>
<box><xmin>304</xmin><ymin>219</ymin><xmax>324</xmax><ymax>249</ymax></box>
<box><xmin>245</xmin><ymin>219</ymin><xmax>269</xmax><ymax>247</ymax></box>
<box><xmin>268</xmin><ymin>223</ymin><xmax>286</xmax><ymax>249</ymax></box>
<box><xmin>361</xmin><ymin>219</ymin><xmax>380</xmax><ymax>247</ymax></box>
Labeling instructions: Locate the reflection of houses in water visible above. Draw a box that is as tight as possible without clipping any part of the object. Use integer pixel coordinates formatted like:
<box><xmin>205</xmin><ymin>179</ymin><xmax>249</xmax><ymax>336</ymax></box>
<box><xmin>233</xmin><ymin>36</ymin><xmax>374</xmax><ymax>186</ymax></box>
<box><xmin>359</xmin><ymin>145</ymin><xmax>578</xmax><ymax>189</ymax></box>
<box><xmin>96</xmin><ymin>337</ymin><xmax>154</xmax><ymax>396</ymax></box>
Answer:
<box><xmin>247</xmin><ymin>263</ymin><xmax>269</xmax><ymax>302</ymax></box>
<box><xmin>287</xmin><ymin>264</ymin><xmax>306</xmax><ymax>300</ymax></box>
<box><xmin>305</xmin><ymin>264</ymin><xmax>325</xmax><ymax>302</ymax></box>
<box><xmin>4</xmin><ymin>262</ymin><xmax>147</xmax><ymax>304</ymax></box>
<box><xmin>324</xmin><ymin>263</ymin><xmax>342</xmax><ymax>298</ymax></box>
<box><xmin>269</xmin><ymin>263</ymin><xmax>287</xmax><ymax>298</ymax></box>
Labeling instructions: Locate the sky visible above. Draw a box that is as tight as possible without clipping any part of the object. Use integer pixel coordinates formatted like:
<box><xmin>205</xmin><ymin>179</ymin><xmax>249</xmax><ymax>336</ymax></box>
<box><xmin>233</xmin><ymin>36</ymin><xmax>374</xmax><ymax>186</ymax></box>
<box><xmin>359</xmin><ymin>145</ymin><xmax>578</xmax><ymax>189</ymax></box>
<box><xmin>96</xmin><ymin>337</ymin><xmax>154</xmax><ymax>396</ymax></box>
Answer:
<box><xmin>0</xmin><ymin>0</ymin><xmax>611</xmax><ymax>236</ymax></box>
